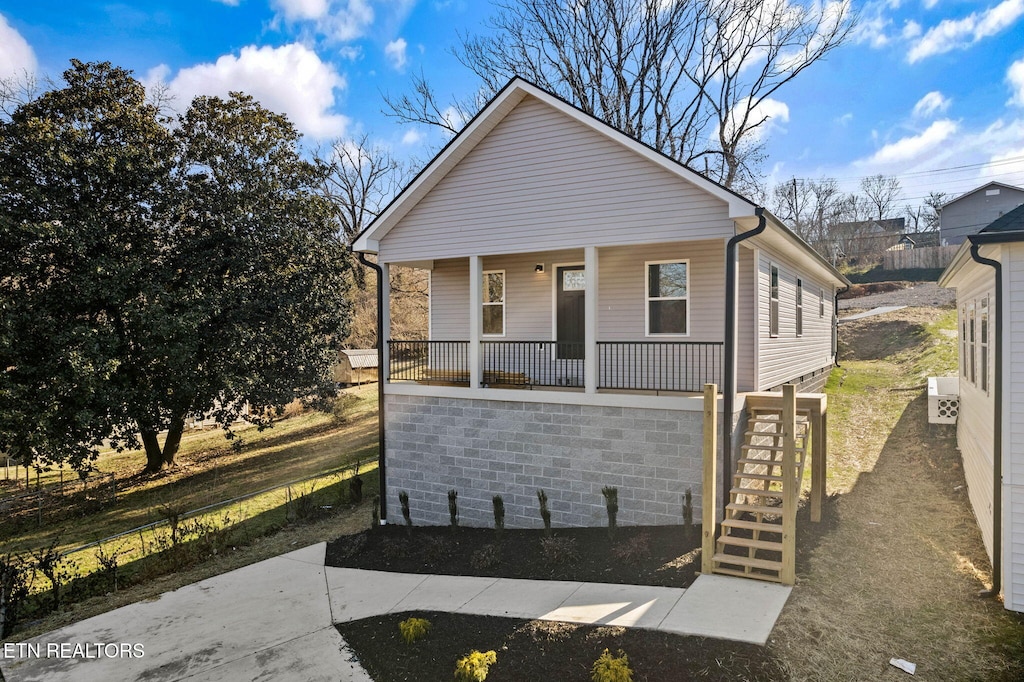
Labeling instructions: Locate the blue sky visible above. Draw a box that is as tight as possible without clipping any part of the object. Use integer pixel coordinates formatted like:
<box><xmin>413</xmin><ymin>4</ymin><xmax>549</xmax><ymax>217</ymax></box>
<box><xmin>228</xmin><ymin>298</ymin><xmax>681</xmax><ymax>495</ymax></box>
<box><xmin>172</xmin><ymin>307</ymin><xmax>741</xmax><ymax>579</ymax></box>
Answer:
<box><xmin>2</xmin><ymin>0</ymin><xmax>1024</xmax><ymax>211</ymax></box>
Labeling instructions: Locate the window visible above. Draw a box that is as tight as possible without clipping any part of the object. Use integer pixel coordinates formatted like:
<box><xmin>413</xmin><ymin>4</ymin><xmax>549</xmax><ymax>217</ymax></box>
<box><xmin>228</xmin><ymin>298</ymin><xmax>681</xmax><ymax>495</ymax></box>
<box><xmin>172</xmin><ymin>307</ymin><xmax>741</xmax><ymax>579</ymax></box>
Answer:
<box><xmin>980</xmin><ymin>296</ymin><xmax>989</xmax><ymax>393</ymax></box>
<box><xmin>819</xmin><ymin>288</ymin><xmax>826</xmax><ymax>317</ymax></box>
<box><xmin>646</xmin><ymin>260</ymin><xmax>688</xmax><ymax>335</ymax></box>
<box><xmin>769</xmin><ymin>264</ymin><xmax>779</xmax><ymax>337</ymax></box>
<box><xmin>482</xmin><ymin>270</ymin><xmax>505</xmax><ymax>336</ymax></box>
<box><xmin>961</xmin><ymin>307</ymin><xmax>968</xmax><ymax>379</ymax></box>
<box><xmin>796</xmin><ymin>278</ymin><xmax>803</xmax><ymax>337</ymax></box>
<box><xmin>968</xmin><ymin>302</ymin><xmax>976</xmax><ymax>385</ymax></box>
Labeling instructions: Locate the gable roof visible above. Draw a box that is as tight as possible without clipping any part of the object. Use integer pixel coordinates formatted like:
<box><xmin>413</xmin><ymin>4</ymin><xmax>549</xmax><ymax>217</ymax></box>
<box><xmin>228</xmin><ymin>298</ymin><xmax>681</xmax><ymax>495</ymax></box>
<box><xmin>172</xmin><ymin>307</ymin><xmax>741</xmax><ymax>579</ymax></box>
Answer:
<box><xmin>940</xmin><ymin>181</ymin><xmax>1024</xmax><ymax>210</ymax></box>
<box><xmin>353</xmin><ymin>78</ymin><xmax>757</xmax><ymax>253</ymax></box>
<box><xmin>938</xmin><ymin>203</ymin><xmax>1024</xmax><ymax>287</ymax></box>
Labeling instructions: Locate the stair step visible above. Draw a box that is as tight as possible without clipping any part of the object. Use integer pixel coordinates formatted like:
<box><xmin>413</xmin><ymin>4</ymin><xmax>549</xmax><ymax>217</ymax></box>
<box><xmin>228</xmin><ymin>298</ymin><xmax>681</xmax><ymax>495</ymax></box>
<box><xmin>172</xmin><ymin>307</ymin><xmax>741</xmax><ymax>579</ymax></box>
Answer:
<box><xmin>721</xmin><ymin>518</ymin><xmax>783</xmax><ymax>533</ymax></box>
<box><xmin>737</xmin><ymin>457</ymin><xmax>802</xmax><ymax>468</ymax></box>
<box><xmin>731</xmin><ymin>486</ymin><xmax>783</xmax><ymax>498</ymax></box>
<box><xmin>741</xmin><ymin>444</ymin><xmax>805</xmax><ymax>453</ymax></box>
<box><xmin>727</xmin><ymin>502</ymin><xmax>781</xmax><ymax>516</ymax></box>
<box><xmin>712</xmin><ymin>567</ymin><xmax>784</xmax><ymax>583</ymax></box>
<box><xmin>717</xmin><ymin>536</ymin><xmax>784</xmax><ymax>552</ymax></box>
<box><xmin>744</xmin><ymin>430</ymin><xmax>785</xmax><ymax>437</ymax></box>
<box><xmin>712</xmin><ymin>552</ymin><xmax>783</xmax><ymax>572</ymax></box>
<box><xmin>732</xmin><ymin>471</ymin><xmax>784</xmax><ymax>482</ymax></box>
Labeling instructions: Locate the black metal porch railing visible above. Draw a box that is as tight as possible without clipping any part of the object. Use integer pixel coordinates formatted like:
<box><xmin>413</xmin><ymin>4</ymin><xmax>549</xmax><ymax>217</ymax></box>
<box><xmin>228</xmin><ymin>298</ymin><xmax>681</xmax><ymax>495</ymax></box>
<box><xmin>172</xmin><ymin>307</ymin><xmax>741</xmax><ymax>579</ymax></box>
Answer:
<box><xmin>388</xmin><ymin>340</ymin><xmax>469</xmax><ymax>383</ymax></box>
<box><xmin>480</xmin><ymin>341</ymin><xmax>585</xmax><ymax>387</ymax></box>
<box><xmin>598</xmin><ymin>341</ymin><xmax>723</xmax><ymax>393</ymax></box>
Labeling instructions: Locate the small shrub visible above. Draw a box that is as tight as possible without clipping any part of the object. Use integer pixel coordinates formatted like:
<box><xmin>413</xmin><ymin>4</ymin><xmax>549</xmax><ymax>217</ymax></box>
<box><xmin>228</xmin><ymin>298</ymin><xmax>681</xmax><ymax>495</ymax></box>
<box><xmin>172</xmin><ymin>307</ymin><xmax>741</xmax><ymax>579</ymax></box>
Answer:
<box><xmin>31</xmin><ymin>538</ymin><xmax>75</xmax><ymax>613</ymax></box>
<box><xmin>399</xmin><ymin>490</ymin><xmax>412</xmax><ymax>529</ymax></box>
<box><xmin>398</xmin><ymin>616</ymin><xmax>431</xmax><ymax>644</ymax></box>
<box><xmin>602</xmin><ymin>486</ymin><xmax>618</xmax><ymax>540</ymax></box>
<box><xmin>492</xmin><ymin>495</ymin><xmax>505</xmax><ymax>539</ymax></box>
<box><xmin>682</xmin><ymin>488</ymin><xmax>694</xmax><ymax>541</ymax></box>
<box><xmin>349</xmin><ymin>460</ymin><xmax>364</xmax><ymax>504</ymax></box>
<box><xmin>448</xmin><ymin>489</ymin><xmax>459</xmax><ymax>529</ymax></box>
<box><xmin>469</xmin><ymin>544</ymin><xmax>502</xmax><ymax>570</ymax></box>
<box><xmin>0</xmin><ymin>553</ymin><xmax>30</xmax><ymax>637</ymax></box>
<box><xmin>536</xmin><ymin>489</ymin><xmax>551</xmax><ymax>537</ymax></box>
<box><xmin>454</xmin><ymin>649</ymin><xmax>497</xmax><ymax>682</ymax></box>
<box><xmin>540</xmin><ymin>536</ymin><xmax>579</xmax><ymax>567</ymax></box>
<box><xmin>331</xmin><ymin>392</ymin><xmax>361</xmax><ymax>424</ymax></box>
<box><xmin>93</xmin><ymin>542</ymin><xmax>131</xmax><ymax>593</ymax></box>
<box><xmin>612</xmin><ymin>533</ymin><xmax>651</xmax><ymax>565</ymax></box>
<box><xmin>591</xmin><ymin>648</ymin><xmax>633</xmax><ymax>682</ymax></box>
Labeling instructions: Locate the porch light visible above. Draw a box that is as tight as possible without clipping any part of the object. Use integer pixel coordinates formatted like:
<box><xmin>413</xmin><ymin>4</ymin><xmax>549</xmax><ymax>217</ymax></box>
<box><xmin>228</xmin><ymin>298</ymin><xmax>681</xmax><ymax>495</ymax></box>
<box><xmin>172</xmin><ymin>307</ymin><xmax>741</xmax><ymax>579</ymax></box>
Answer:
<box><xmin>535</xmin><ymin>263</ymin><xmax>545</xmax><ymax>273</ymax></box>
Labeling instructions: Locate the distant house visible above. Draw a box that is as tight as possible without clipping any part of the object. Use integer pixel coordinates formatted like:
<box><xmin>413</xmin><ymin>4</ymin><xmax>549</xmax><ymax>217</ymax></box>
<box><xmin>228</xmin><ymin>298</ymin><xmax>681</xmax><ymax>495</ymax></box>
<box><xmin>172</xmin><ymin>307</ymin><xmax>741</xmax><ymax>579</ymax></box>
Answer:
<box><xmin>333</xmin><ymin>349</ymin><xmax>379</xmax><ymax>385</ymax></box>
<box><xmin>939</xmin><ymin>202</ymin><xmax>1024</xmax><ymax>613</ymax></box>
<box><xmin>352</xmin><ymin>76</ymin><xmax>847</xmax><ymax>570</ymax></box>
<box><xmin>833</xmin><ymin>217</ymin><xmax>906</xmax><ymax>262</ymax></box>
<box><xmin>940</xmin><ymin>182</ymin><xmax>1024</xmax><ymax>246</ymax></box>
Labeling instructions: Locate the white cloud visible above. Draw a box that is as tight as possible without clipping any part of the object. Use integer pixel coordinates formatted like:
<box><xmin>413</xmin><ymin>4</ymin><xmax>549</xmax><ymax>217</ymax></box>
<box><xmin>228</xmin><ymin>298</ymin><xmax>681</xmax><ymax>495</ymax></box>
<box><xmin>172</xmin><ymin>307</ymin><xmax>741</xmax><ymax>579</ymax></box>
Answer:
<box><xmin>273</xmin><ymin>0</ymin><xmax>374</xmax><ymax>41</ymax></box>
<box><xmin>401</xmin><ymin>128</ymin><xmax>422</xmax><ymax>146</ymax></box>
<box><xmin>912</xmin><ymin>91</ymin><xmax>951</xmax><ymax>118</ymax></box>
<box><xmin>153</xmin><ymin>43</ymin><xmax>349</xmax><ymax>139</ymax></box>
<box><xmin>1008</xmin><ymin>58</ymin><xmax>1024</xmax><ymax>107</ymax></box>
<box><xmin>385</xmin><ymin>37</ymin><xmax>407</xmax><ymax>71</ymax></box>
<box><xmin>0</xmin><ymin>13</ymin><xmax>37</xmax><ymax>81</ymax></box>
<box><xmin>835</xmin><ymin>113</ymin><xmax>854</xmax><ymax>126</ymax></box>
<box><xmin>908</xmin><ymin>0</ymin><xmax>1024</xmax><ymax>63</ymax></box>
<box><xmin>901</xmin><ymin>20</ymin><xmax>922</xmax><ymax>39</ymax></box>
<box><xmin>922</xmin><ymin>0</ymin><xmax>939</xmax><ymax>8</ymax></box>
<box><xmin>212</xmin><ymin>0</ymin><xmax>241</xmax><ymax>6</ymax></box>
<box><xmin>862</xmin><ymin>119</ymin><xmax>958</xmax><ymax>164</ymax></box>
<box><xmin>722</xmin><ymin>97</ymin><xmax>790</xmax><ymax>144</ymax></box>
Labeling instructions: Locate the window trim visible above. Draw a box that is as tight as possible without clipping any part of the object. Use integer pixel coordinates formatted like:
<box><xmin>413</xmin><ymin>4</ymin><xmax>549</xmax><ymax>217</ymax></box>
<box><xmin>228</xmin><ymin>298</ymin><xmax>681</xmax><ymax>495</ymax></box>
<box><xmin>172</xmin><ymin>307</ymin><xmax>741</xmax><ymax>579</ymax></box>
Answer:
<box><xmin>769</xmin><ymin>263</ymin><xmax>780</xmax><ymax>338</ymax></box>
<box><xmin>980</xmin><ymin>296</ymin><xmax>989</xmax><ymax>394</ymax></box>
<box><xmin>482</xmin><ymin>269</ymin><xmax>506</xmax><ymax>337</ymax></box>
<box><xmin>968</xmin><ymin>301</ymin><xmax>976</xmax><ymax>385</ymax></box>
<box><xmin>819</xmin><ymin>287</ymin><xmax>826</xmax><ymax>318</ymax></box>
<box><xmin>645</xmin><ymin>259</ymin><xmax>690</xmax><ymax>337</ymax></box>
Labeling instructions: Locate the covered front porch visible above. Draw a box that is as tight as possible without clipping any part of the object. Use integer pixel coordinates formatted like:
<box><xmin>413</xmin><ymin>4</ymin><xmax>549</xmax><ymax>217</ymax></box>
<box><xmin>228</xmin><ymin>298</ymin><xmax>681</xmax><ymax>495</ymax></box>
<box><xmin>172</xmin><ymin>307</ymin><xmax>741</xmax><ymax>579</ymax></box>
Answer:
<box><xmin>383</xmin><ymin>239</ymin><xmax>734</xmax><ymax>396</ymax></box>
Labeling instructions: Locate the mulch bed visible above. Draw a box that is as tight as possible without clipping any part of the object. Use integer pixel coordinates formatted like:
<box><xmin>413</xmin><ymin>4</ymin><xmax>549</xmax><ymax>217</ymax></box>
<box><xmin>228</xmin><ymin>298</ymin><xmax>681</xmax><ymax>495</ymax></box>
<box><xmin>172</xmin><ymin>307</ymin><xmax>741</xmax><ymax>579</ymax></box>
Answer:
<box><xmin>337</xmin><ymin>611</ymin><xmax>787</xmax><ymax>682</ymax></box>
<box><xmin>325</xmin><ymin>524</ymin><xmax>702</xmax><ymax>587</ymax></box>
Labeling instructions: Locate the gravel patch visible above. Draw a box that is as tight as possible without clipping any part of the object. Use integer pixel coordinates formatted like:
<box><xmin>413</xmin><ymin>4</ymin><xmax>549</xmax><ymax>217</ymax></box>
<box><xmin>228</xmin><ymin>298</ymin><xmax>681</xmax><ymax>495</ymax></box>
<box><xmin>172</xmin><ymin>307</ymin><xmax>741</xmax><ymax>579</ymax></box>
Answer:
<box><xmin>839</xmin><ymin>282</ymin><xmax>955</xmax><ymax>310</ymax></box>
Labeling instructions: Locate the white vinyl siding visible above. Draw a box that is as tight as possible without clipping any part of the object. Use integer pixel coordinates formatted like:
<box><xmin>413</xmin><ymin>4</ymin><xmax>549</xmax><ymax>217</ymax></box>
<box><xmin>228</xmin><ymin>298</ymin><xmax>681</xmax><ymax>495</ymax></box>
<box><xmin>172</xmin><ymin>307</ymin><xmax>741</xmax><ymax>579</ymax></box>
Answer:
<box><xmin>954</xmin><ymin>264</ymin><xmax>997</xmax><ymax>562</ymax></box>
<box><xmin>737</xmin><ymin>246</ymin><xmax>757</xmax><ymax>392</ymax></box>
<box><xmin>1006</xmin><ymin>243</ymin><xmax>1024</xmax><ymax>611</ymax></box>
<box><xmin>756</xmin><ymin>251</ymin><xmax>834</xmax><ymax>390</ymax></box>
<box><xmin>379</xmin><ymin>95</ymin><xmax>735</xmax><ymax>263</ymax></box>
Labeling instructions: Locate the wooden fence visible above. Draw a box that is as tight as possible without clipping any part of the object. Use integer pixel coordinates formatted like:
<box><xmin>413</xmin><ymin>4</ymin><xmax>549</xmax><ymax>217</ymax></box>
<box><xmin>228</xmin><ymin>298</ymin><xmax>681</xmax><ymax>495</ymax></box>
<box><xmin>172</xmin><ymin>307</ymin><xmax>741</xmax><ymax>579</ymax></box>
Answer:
<box><xmin>883</xmin><ymin>245</ymin><xmax>958</xmax><ymax>271</ymax></box>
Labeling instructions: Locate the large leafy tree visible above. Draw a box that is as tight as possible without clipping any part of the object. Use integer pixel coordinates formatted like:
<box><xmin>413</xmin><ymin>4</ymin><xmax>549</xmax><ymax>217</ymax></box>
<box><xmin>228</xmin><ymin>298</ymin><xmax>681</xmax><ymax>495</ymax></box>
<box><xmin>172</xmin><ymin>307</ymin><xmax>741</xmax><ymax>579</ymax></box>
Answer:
<box><xmin>0</xmin><ymin>61</ymin><xmax>350</xmax><ymax>473</ymax></box>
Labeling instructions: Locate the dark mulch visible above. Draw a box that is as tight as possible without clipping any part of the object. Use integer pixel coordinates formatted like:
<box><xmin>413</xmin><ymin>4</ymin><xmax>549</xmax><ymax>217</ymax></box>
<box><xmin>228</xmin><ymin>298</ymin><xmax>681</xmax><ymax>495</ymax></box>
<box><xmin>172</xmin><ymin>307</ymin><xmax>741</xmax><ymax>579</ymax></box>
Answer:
<box><xmin>326</xmin><ymin>524</ymin><xmax>702</xmax><ymax>587</ymax></box>
<box><xmin>337</xmin><ymin>611</ymin><xmax>787</xmax><ymax>682</ymax></box>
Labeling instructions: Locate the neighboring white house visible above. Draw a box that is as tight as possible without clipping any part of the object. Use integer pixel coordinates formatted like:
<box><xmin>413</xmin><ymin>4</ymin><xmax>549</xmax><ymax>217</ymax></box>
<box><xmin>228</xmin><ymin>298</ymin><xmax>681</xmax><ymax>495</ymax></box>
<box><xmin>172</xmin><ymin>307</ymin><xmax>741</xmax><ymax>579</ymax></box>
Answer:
<box><xmin>353</xmin><ymin>78</ymin><xmax>847</xmax><ymax>532</ymax></box>
<box><xmin>940</xmin><ymin>182</ymin><xmax>1024</xmax><ymax>246</ymax></box>
<box><xmin>939</xmin><ymin>202</ymin><xmax>1024</xmax><ymax>613</ymax></box>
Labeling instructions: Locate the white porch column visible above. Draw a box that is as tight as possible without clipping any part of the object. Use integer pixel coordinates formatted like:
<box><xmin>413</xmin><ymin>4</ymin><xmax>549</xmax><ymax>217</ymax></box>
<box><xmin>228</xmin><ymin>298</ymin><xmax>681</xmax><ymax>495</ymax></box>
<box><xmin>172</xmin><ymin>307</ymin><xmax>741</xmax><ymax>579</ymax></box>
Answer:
<box><xmin>469</xmin><ymin>255</ymin><xmax>482</xmax><ymax>388</ymax></box>
<box><xmin>380</xmin><ymin>261</ymin><xmax>391</xmax><ymax>382</ymax></box>
<box><xmin>585</xmin><ymin>246</ymin><xmax>598</xmax><ymax>393</ymax></box>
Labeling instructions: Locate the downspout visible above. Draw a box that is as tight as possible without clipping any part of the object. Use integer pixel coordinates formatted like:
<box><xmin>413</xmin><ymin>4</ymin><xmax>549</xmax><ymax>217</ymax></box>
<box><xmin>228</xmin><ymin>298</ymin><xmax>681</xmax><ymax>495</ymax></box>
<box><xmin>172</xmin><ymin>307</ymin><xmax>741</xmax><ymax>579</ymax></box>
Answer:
<box><xmin>355</xmin><ymin>249</ymin><xmax>387</xmax><ymax>523</ymax></box>
<box><xmin>833</xmin><ymin>285</ymin><xmax>849</xmax><ymax>367</ymax></box>
<box><xmin>968</xmin><ymin>237</ymin><xmax>1001</xmax><ymax>598</ymax></box>
<box><xmin>722</xmin><ymin>207</ymin><xmax>767</xmax><ymax>519</ymax></box>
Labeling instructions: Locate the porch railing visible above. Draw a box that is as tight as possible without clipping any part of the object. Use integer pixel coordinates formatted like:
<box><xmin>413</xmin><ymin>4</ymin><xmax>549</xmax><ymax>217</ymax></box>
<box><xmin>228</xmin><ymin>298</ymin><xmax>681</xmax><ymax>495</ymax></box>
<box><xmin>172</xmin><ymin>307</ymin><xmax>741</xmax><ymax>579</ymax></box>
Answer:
<box><xmin>388</xmin><ymin>339</ymin><xmax>723</xmax><ymax>392</ymax></box>
<box><xmin>598</xmin><ymin>341</ymin><xmax>723</xmax><ymax>393</ymax></box>
<box><xmin>480</xmin><ymin>341</ymin><xmax>585</xmax><ymax>387</ymax></box>
<box><xmin>388</xmin><ymin>340</ymin><xmax>469</xmax><ymax>383</ymax></box>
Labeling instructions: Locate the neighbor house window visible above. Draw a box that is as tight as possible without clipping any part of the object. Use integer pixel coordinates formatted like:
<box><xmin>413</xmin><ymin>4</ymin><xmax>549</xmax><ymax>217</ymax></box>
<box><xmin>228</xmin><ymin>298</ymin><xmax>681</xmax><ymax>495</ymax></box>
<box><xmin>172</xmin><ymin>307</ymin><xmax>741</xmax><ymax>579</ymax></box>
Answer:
<box><xmin>646</xmin><ymin>260</ymin><xmax>688</xmax><ymax>335</ymax></box>
<box><xmin>769</xmin><ymin>264</ymin><xmax>780</xmax><ymax>337</ymax></box>
<box><xmin>483</xmin><ymin>270</ymin><xmax>505</xmax><ymax>336</ymax></box>
<box><xmin>796</xmin><ymin>278</ymin><xmax>803</xmax><ymax>337</ymax></box>
<box><xmin>980</xmin><ymin>296</ymin><xmax>989</xmax><ymax>393</ymax></box>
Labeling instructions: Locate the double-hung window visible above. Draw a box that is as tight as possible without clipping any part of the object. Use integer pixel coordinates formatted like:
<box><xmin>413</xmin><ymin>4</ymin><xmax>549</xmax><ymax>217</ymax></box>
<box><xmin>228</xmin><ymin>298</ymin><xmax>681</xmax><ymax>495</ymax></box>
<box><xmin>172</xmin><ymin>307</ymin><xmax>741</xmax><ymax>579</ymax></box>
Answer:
<box><xmin>646</xmin><ymin>260</ymin><xmax>688</xmax><ymax>335</ymax></box>
<box><xmin>980</xmin><ymin>297</ymin><xmax>989</xmax><ymax>393</ymax></box>
<box><xmin>482</xmin><ymin>270</ymin><xmax>505</xmax><ymax>336</ymax></box>
<box><xmin>795</xmin><ymin>278</ymin><xmax>803</xmax><ymax>337</ymax></box>
<box><xmin>769</xmin><ymin>264</ymin><xmax>780</xmax><ymax>337</ymax></box>
<box><xmin>968</xmin><ymin>302</ymin><xmax>976</xmax><ymax>385</ymax></box>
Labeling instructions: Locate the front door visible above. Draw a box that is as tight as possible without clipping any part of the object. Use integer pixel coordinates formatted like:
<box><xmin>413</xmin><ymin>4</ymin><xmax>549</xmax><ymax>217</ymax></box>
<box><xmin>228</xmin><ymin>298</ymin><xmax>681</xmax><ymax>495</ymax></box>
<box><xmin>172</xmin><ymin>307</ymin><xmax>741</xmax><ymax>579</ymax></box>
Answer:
<box><xmin>556</xmin><ymin>265</ymin><xmax>585</xmax><ymax>359</ymax></box>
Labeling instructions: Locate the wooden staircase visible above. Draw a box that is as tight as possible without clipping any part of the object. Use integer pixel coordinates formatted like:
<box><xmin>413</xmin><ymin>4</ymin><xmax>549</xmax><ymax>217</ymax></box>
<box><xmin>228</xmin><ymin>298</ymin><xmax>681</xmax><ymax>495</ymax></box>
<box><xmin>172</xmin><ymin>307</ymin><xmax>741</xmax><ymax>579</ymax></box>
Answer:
<box><xmin>711</xmin><ymin>403</ymin><xmax>810</xmax><ymax>583</ymax></box>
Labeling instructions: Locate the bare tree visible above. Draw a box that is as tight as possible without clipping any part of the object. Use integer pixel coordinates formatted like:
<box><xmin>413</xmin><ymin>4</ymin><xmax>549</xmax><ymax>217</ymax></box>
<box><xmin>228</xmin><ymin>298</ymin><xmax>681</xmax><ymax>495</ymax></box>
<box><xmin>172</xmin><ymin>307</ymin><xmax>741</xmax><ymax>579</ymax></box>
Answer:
<box><xmin>771</xmin><ymin>177</ymin><xmax>844</xmax><ymax>251</ymax></box>
<box><xmin>0</xmin><ymin>70</ymin><xmax>44</xmax><ymax>120</ymax></box>
<box><xmin>385</xmin><ymin>0</ymin><xmax>855</xmax><ymax>191</ymax></box>
<box><xmin>860</xmin><ymin>174</ymin><xmax>902</xmax><ymax>220</ymax></box>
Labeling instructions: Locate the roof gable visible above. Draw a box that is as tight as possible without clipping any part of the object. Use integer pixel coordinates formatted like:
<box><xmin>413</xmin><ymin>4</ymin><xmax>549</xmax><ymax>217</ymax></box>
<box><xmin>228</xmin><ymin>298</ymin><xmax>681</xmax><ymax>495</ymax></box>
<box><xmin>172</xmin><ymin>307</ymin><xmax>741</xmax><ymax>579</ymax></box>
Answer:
<box><xmin>941</xmin><ymin>181</ymin><xmax>1024</xmax><ymax>210</ymax></box>
<box><xmin>354</xmin><ymin>78</ymin><xmax>756</xmax><ymax>254</ymax></box>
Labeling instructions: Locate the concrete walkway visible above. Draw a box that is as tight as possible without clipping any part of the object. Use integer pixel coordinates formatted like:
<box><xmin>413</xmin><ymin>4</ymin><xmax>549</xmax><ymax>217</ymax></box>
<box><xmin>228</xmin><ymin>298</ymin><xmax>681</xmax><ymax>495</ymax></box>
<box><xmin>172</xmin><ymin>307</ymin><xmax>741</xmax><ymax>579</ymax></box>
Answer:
<box><xmin>838</xmin><ymin>305</ymin><xmax>906</xmax><ymax>322</ymax></box>
<box><xmin>3</xmin><ymin>543</ymin><xmax>791</xmax><ymax>682</ymax></box>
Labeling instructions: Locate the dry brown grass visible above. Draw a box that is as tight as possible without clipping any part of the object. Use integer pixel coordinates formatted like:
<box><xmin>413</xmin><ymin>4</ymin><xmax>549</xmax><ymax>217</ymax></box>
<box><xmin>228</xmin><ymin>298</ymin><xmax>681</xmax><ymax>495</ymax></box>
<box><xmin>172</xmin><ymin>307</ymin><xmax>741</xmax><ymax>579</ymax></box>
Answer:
<box><xmin>771</xmin><ymin>307</ymin><xmax>1024</xmax><ymax>681</ymax></box>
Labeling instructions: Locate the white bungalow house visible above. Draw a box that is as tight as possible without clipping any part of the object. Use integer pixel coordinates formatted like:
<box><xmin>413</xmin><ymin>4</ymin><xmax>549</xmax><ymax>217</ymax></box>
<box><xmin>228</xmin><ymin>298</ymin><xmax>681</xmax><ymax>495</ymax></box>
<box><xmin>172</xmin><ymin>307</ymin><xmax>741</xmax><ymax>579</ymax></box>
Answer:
<box><xmin>353</xmin><ymin>78</ymin><xmax>847</xmax><ymax>547</ymax></box>
<box><xmin>939</xmin><ymin>203</ymin><xmax>1024</xmax><ymax>612</ymax></box>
